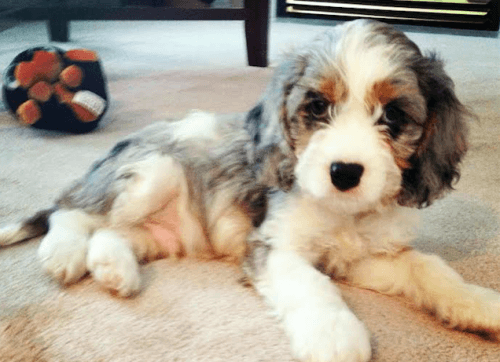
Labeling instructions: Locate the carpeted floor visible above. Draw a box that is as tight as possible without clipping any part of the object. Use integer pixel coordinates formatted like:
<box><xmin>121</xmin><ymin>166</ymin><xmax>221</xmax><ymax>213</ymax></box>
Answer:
<box><xmin>0</xmin><ymin>18</ymin><xmax>500</xmax><ymax>362</ymax></box>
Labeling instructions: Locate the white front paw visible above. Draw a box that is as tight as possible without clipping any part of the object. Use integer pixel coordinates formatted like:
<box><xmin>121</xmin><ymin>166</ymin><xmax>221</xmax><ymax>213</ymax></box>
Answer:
<box><xmin>438</xmin><ymin>284</ymin><xmax>500</xmax><ymax>337</ymax></box>
<box><xmin>37</xmin><ymin>229</ymin><xmax>89</xmax><ymax>285</ymax></box>
<box><xmin>285</xmin><ymin>306</ymin><xmax>371</xmax><ymax>362</ymax></box>
<box><xmin>86</xmin><ymin>230</ymin><xmax>140</xmax><ymax>297</ymax></box>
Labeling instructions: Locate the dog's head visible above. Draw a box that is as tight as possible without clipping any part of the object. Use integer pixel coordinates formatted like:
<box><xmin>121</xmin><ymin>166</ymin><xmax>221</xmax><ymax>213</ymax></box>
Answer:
<box><xmin>247</xmin><ymin>20</ymin><xmax>471</xmax><ymax>213</ymax></box>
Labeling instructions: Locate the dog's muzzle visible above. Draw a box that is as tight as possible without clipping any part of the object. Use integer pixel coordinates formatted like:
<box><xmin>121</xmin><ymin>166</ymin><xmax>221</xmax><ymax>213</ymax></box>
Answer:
<box><xmin>330</xmin><ymin>162</ymin><xmax>364</xmax><ymax>191</ymax></box>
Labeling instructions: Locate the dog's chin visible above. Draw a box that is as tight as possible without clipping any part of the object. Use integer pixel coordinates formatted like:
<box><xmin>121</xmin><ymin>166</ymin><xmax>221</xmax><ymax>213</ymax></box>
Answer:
<box><xmin>296</xmin><ymin>173</ymin><xmax>402</xmax><ymax>216</ymax></box>
<box><xmin>308</xmin><ymin>188</ymin><xmax>387</xmax><ymax>216</ymax></box>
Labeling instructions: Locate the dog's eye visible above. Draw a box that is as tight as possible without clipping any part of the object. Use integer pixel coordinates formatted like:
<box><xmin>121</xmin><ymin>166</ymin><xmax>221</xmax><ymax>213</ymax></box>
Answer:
<box><xmin>307</xmin><ymin>99</ymin><xmax>329</xmax><ymax>118</ymax></box>
<box><xmin>385</xmin><ymin>105</ymin><xmax>406</xmax><ymax>124</ymax></box>
<box><xmin>379</xmin><ymin>103</ymin><xmax>407</xmax><ymax>138</ymax></box>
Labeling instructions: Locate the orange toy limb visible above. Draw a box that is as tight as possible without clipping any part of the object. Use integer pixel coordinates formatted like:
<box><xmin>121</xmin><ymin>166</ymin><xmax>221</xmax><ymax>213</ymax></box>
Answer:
<box><xmin>14</xmin><ymin>50</ymin><xmax>61</xmax><ymax>89</ymax></box>
<box><xmin>60</xmin><ymin>65</ymin><xmax>83</xmax><ymax>88</ymax></box>
<box><xmin>70</xmin><ymin>103</ymin><xmax>99</xmax><ymax>123</ymax></box>
<box><xmin>28</xmin><ymin>81</ymin><xmax>53</xmax><ymax>102</ymax></box>
<box><xmin>16</xmin><ymin>100</ymin><xmax>41</xmax><ymax>125</ymax></box>
<box><xmin>64</xmin><ymin>49</ymin><xmax>99</xmax><ymax>62</ymax></box>
<box><xmin>53</xmin><ymin>82</ymin><xmax>74</xmax><ymax>103</ymax></box>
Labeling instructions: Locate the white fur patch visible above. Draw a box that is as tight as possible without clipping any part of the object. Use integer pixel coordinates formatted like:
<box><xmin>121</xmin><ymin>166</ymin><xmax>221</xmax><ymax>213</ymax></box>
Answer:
<box><xmin>38</xmin><ymin>209</ymin><xmax>102</xmax><ymax>284</ymax></box>
<box><xmin>171</xmin><ymin>111</ymin><xmax>218</xmax><ymax>142</ymax></box>
<box><xmin>286</xmin><ymin>306</ymin><xmax>372</xmax><ymax>362</ymax></box>
<box><xmin>256</xmin><ymin>250</ymin><xmax>371</xmax><ymax>362</ymax></box>
<box><xmin>111</xmin><ymin>154</ymin><xmax>185</xmax><ymax>226</ymax></box>
<box><xmin>336</xmin><ymin>20</ymin><xmax>415</xmax><ymax>104</ymax></box>
<box><xmin>87</xmin><ymin>228</ymin><xmax>141</xmax><ymax>297</ymax></box>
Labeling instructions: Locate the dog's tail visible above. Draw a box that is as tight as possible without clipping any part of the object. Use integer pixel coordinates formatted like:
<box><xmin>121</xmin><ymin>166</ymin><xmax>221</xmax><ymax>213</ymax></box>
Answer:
<box><xmin>0</xmin><ymin>208</ymin><xmax>55</xmax><ymax>247</ymax></box>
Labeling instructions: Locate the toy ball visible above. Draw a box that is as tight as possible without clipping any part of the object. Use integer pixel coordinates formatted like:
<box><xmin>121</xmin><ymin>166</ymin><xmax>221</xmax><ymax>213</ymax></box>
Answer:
<box><xmin>2</xmin><ymin>46</ymin><xmax>108</xmax><ymax>133</ymax></box>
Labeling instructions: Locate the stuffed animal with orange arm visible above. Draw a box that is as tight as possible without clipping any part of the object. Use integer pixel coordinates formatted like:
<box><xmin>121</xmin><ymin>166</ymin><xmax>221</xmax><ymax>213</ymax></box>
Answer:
<box><xmin>2</xmin><ymin>46</ymin><xmax>108</xmax><ymax>133</ymax></box>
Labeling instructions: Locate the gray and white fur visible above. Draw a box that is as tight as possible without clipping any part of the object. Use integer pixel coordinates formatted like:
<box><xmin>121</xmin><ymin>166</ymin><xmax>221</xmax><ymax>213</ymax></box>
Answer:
<box><xmin>2</xmin><ymin>20</ymin><xmax>498</xmax><ymax>362</ymax></box>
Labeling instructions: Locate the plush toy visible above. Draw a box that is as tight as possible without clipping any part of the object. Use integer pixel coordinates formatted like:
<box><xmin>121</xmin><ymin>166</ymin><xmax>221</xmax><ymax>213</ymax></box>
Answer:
<box><xmin>2</xmin><ymin>46</ymin><xmax>108</xmax><ymax>133</ymax></box>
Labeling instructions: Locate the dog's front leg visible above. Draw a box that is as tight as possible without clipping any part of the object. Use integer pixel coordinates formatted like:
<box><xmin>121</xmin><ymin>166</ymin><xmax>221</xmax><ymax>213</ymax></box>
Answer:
<box><xmin>347</xmin><ymin>250</ymin><xmax>500</xmax><ymax>337</ymax></box>
<box><xmin>248</xmin><ymin>247</ymin><xmax>371</xmax><ymax>362</ymax></box>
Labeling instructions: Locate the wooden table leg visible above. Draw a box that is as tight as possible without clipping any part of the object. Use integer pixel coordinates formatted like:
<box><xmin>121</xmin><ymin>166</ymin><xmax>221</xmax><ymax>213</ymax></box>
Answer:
<box><xmin>48</xmin><ymin>17</ymin><xmax>69</xmax><ymax>42</ymax></box>
<box><xmin>47</xmin><ymin>0</ymin><xmax>69</xmax><ymax>42</ymax></box>
<box><xmin>245</xmin><ymin>0</ymin><xmax>269</xmax><ymax>67</ymax></box>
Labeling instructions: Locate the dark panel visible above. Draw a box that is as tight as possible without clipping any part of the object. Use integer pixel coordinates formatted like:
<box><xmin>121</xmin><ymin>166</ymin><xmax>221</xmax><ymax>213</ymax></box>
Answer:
<box><xmin>277</xmin><ymin>0</ymin><xmax>499</xmax><ymax>31</ymax></box>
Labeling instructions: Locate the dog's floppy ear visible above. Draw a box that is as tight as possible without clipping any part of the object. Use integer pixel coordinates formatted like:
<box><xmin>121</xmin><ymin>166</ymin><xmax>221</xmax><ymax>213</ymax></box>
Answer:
<box><xmin>398</xmin><ymin>53</ymin><xmax>472</xmax><ymax>208</ymax></box>
<box><xmin>246</xmin><ymin>52</ymin><xmax>308</xmax><ymax>152</ymax></box>
<box><xmin>245</xmin><ymin>51</ymin><xmax>309</xmax><ymax>190</ymax></box>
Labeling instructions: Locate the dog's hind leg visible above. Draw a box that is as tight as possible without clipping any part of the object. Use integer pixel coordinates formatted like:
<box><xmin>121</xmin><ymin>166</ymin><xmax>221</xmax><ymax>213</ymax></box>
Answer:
<box><xmin>84</xmin><ymin>154</ymin><xmax>198</xmax><ymax>297</ymax></box>
<box><xmin>38</xmin><ymin>209</ymin><xmax>102</xmax><ymax>284</ymax></box>
<box><xmin>86</xmin><ymin>228</ymin><xmax>141</xmax><ymax>297</ymax></box>
<box><xmin>110</xmin><ymin>153</ymin><xmax>209</xmax><ymax>259</ymax></box>
<box><xmin>347</xmin><ymin>250</ymin><xmax>500</xmax><ymax>338</ymax></box>
<box><xmin>110</xmin><ymin>154</ymin><xmax>185</xmax><ymax>227</ymax></box>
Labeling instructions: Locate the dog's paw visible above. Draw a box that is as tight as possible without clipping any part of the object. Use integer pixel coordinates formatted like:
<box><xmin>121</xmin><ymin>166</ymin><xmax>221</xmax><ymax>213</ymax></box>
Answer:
<box><xmin>37</xmin><ymin>228</ymin><xmax>89</xmax><ymax>284</ymax></box>
<box><xmin>89</xmin><ymin>257</ymin><xmax>140</xmax><ymax>297</ymax></box>
<box><xmin>87</xmin><ymin>230</ymin><xmax>140</xmax><ymax>297</ymax></box>
<box><xmin>285</xmin><ymin>306</ymin><xmax>371</xmax><ymax>362</ymax></box>
<box><xmin>436</xmin><ymin>283</ymin><xmax>500</xmax><ymax>337</ymax></box>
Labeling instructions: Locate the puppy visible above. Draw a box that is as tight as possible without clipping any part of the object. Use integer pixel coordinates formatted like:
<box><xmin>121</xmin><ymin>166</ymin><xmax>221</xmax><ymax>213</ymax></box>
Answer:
<box><xmin>1</xmin><ymin>20</ymin><xmax>498</xmax><ymax>362</ymax></box>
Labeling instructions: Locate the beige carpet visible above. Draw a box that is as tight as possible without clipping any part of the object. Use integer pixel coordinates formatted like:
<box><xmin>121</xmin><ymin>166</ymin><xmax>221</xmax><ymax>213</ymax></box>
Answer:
<box><xmin>0</xmin><ymin>64</ymin><xmax>499</xmax><ymax>362</ymax></box>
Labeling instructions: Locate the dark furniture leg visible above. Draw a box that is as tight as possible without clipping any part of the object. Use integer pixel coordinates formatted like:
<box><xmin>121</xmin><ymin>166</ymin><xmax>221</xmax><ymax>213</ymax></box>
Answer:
<box><xmin>30</xmin><ymin>0</ymin><xmax>269</xmax><ymax>63</ymax></box>
<box><xmin>48</xmin><ymin>0</ymin><xmax>69</xmax><ymax>42</ymax></box>
<box><xmin>245</xmin><ymin>0</ymin><xmax>269</xmax><ymax>67</ymax></box>
<box><xmin>48</xmin><ymin>17</ymin><xmax>69</xmax><ymax>42</ymax></box>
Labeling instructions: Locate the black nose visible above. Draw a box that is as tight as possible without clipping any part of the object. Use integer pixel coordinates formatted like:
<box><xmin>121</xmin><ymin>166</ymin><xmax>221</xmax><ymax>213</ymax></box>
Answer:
<box><xmin>330</xmin><ymin>162</ymin><xmax>364</xmax><ymax>191</ymax></box>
